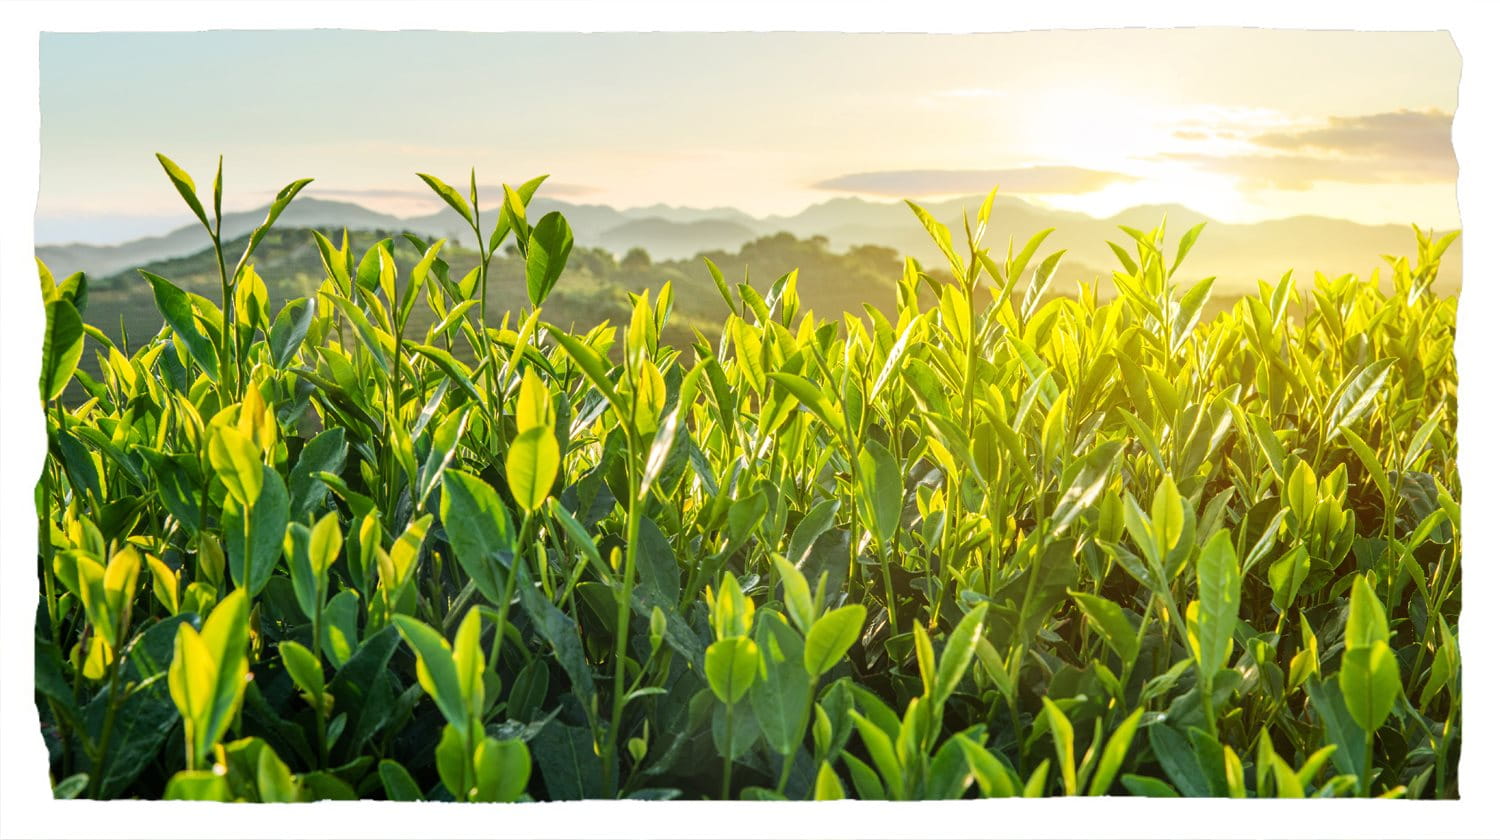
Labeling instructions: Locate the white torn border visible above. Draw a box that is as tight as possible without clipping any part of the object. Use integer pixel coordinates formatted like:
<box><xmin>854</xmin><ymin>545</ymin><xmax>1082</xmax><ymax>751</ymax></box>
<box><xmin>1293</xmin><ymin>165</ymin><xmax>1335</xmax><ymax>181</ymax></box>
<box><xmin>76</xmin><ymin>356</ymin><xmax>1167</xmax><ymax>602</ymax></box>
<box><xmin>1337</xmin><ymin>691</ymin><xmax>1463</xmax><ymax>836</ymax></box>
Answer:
<box><xmin>0</xmin><ymin>2</ymin><xmax>1495</xmax><ymax>839</ymax></box>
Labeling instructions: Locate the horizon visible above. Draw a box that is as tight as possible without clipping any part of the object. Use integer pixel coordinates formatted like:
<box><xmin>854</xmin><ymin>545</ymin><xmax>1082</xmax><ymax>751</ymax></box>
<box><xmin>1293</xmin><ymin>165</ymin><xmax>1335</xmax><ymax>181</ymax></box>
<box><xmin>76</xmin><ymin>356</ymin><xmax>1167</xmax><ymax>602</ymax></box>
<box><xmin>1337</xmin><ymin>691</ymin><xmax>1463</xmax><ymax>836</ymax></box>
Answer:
<box><xmin>34</xmin><ymin>187</ymin><xmax>1451</xmax><ymax>250</ymax></box>
<box><xmin>37</xmin><ymin>30</ymin><xmax>1459</xmax><ymax>246</ymax></box>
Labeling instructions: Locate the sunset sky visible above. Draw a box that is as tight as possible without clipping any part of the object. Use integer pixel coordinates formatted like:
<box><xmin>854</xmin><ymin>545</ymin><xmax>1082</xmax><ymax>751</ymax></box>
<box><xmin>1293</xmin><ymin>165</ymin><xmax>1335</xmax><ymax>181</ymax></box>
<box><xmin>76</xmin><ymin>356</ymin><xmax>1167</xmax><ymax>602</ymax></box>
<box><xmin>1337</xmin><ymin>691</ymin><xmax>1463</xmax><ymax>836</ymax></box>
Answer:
<box><xmin>37</xmin><ymin>29</ymin><xmax>1459</xmax><ymax>244</ymax></box>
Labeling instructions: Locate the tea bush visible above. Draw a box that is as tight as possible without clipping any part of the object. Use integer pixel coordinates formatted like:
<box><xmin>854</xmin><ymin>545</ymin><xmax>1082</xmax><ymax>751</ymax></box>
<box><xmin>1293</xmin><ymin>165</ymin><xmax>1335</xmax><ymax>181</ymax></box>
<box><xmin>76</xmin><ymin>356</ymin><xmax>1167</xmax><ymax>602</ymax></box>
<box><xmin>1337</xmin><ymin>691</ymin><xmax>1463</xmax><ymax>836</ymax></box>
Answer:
<box><xmin>33</xmin><ymin>156</ymin><xmax>1460</xmax><ymax>800</ymax></box>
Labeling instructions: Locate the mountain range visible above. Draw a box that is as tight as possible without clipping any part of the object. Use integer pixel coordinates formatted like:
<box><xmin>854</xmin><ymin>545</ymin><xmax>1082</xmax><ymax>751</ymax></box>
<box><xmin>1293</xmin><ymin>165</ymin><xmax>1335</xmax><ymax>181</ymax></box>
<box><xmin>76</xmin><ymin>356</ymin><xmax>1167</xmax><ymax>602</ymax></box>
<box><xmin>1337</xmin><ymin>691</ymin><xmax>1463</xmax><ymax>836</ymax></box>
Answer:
<box><xmin>36</xmin><ymin>193</ymin><xmax>1461</xmax><ymax>295</ymax></box>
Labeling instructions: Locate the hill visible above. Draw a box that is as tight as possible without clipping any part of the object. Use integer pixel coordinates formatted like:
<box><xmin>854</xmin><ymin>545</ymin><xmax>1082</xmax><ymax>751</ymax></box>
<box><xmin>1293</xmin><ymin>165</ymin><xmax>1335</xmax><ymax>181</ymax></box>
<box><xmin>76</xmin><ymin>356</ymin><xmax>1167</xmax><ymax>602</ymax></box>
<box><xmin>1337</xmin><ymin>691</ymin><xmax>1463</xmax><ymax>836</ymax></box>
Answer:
<box><xmin>37</xmin><ymin>193</ymin><xmax>1462</xmax><ymax>296</ymax></box>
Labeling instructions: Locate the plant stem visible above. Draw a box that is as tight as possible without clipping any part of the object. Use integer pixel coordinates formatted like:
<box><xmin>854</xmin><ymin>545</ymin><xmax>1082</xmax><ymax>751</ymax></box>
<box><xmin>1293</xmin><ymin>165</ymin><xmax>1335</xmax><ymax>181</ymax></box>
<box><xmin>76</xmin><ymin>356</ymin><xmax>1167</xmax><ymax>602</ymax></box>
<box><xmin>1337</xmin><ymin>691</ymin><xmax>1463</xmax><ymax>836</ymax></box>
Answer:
<box><xmin>604</xmin><ymin>435</ymin><xmax>643</xmax><ymax>797</ymax></box>
<box><xmin>721</xmin><ymin>700</ymin><xmax>735</xmax><ymax>799</ymax></box>
<box><xmin>86</xmin><ymin>650</ymin><xmax>127</xmax><ymax>798</ymax></box>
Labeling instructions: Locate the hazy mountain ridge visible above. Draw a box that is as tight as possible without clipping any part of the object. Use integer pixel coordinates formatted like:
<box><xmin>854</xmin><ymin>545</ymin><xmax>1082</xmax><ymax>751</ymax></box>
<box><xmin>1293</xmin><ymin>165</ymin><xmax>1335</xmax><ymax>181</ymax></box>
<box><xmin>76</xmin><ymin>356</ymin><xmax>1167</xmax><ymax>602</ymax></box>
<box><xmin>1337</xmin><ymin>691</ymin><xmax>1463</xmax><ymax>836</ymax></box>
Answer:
<box><xmin>36</xmin><ymin>192</ymin><xmax>1461</xmax><ymax>293</ymax></box>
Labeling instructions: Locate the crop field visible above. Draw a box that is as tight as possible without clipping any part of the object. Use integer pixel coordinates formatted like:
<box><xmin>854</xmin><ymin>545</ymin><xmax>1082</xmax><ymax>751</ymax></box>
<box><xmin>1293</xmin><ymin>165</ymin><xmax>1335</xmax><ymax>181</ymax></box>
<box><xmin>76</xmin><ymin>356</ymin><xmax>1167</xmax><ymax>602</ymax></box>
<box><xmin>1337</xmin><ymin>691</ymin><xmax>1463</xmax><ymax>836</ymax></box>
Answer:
<box><xmin>33</xmin><ymin>156</ymin><xmax>1460</xmax><ymax>801</ymax></box>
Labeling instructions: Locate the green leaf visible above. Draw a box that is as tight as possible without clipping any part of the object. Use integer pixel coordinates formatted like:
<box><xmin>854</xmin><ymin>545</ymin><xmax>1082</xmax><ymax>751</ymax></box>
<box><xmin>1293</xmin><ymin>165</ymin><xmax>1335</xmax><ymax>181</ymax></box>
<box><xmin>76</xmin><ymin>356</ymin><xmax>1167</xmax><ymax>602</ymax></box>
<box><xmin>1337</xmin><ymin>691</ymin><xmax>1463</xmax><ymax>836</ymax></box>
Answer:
<box><xmin>507</xmin><ymin>426</ymin><xmax>560</xmax><ymax>513</ymax></box>
<box><xmin>1268</xmin><ymin>546</ymin><xmax>1311</xmax><ymax>613</ymax></box>
<box><xmin>1050</xmin><ymin>440</ymin><xmax>1124</xmax><ymax>537</ymax></box>
<box><xmin>857</xmin><ymin>439</ymin><xmax>902</xmax><ymax>544</ymax></box>
<box><xmin>768</xmin><ymin>372</ymin><xmax>845</xmax><ymax>435</ymax></box>
<box><xmin>1121</xmin><ymin>774</ymin><xmax>1179</xmax><ymax>797</ymax></box>
<box><xmin>547</xmin><ymin>326</ymin><xmax>624</xmax><ymax>415</ymax></box>
<box><xmin>1151</xmin><ymin>474</ymin><xmax>1185</xmax><ymax>556</ymax></box>
<box><xmin>1305</xmin><ymin>676</ymin><xmax>1366</xmax><ymax>777</ymax></box>
<box><xmin>392</xmin><ymin>616</ymin><xmax>469</xmax><ymax>740</ymax></box>
<box><xmin>1171</xmin><ymin>274</ymin><xmax>1216</xmax><ymax>352</ymax></box>
<box><xmin>489</xmin><ymin>174</ymin><xmax>548</xmax><ymax>254</ymax></box>
<box><xmin>750</xmin><ymin>618</ymin><xmax>812</xmax><ymax>756</ymax></box>
<box><xmin>289</xmin><ymin>428</ymin><xmax>347</xmax><ymax>520</ymax></box>
<box><xmin>849</xmin><ymin>712</ymin><xmax>903</xmax><ymax>798</ymax></box>
<box><xmin>1325</xmin><ymin>358</ymin><xmax>1396</xmax><ymax>437</ymax></box>
<box><xmin>268</xmin><ymin>297</ymin><xmax>315</xmax><ymax>369</ymax></box>
<box><xmin>416</xmin><ymin>172</ymin><xmax>475</xmax><ymax>228</ymax></box>
<box><xmin>142</xmin><ymin>271</ymin><xmax>218</xmax><ymax>381</ymax></box>
<box><xmin>1147</xmin><ymin>723</ymin><xmax>1210</xmax><ymax>798</ymax></box>
<box><xmin>441</xmin><ymin>471</ymin><xmax>514</xmax><ymax>605</ymax></box>
<box><xmin>814</xmin><ymin>761</ymin><xmax>846</xmax><ymax>800</ymax></box>
<box><xmin>532</xmin><ymin>721</ymin><xmax>602</xmax><ymax>800</ymax></box>
<box><xmin>224</xmin><ymin>466</ymin><xmax>289</xmax><ymax>599</ymax></box>
<box><xmin>702</xmin><ymin>257</ymin><xmax>737</xmax><ymax>312</ymax></box>
<box><xmin>237</xmin><ymin>178</ymin><xmax>313</xmax><ymax>273</ymax></box>
<box><xmin>1342</xmin><ymin>429</ymin><xmax>1394</xmax><ymax>509</ymax></box>
<box><xmin>1087</xmin><ymin>707</ymin><xmax>1145</xmax><ymax>795</ymax></box>
<box><xmin>525</xmin><ymin>211</ymin><xmax>574</xmax><ymax>307</ymax></box>
<box><xmin>772</xmin><ymin>554</ymin><xmax>816</xmax><ymax>635</ymax></box>
<box><xmin>434</xmin><ymin>723</ymin><xmax>468</xmax><ymax>800</ymax></box>
<box><xmin>155</xmin><ymin>153</ymin><xmax>210</xmax><ymax>231</ymax></box>
<box><xmin>279</xmin><ymin>640</ymin><xmax>325</xmax><ymax>700</ymax></box>
<box><xmin>411</xmin><ymin>343</ymin><xmax>484</xmax><ymax>405</ymax></box>
<box><xmin>804</xmin><ymin>604</ymin><xmax>866</xmax><ymax>678</ymax></box>
<box><xmin>706</xmin><ymin>636</ymin><xmax>760</xmax><ymax>704</ymax></box>
<box><xmin>1345</xmin><ymin>574</ymin><xmax>1390</xmax><ymax>650</ymax></box>
<box><xmin>1340</xmin><ymin>641</ymin><xmax>1401</xmax><ymax>732</ymax></box>
<box><xmin>1169</xmin><ymin>221</ymin><xmax>1207</xmax><ymax>277</ymax></box>
<box><xmin>39</xmin><ymin>298</ymin><xmax>84</xmax><ymax>402</ymax></box>
<box><xmin>1021</xmin><ymin>250</ymin><xmax>1065</xmax><ymax>323</ymax></box>
<box><xmin>176</xmin><ymin>589</ymin><xmax>250</xmax><ymax>764</ymax></box>
<box><xmin>932</xmin><ymin>603</ymin><xmax>988</xmax><ymax>705</ymax></box>
<box><xmin>904</xmin><ymin>199</ymin><xmax>965</xmax><ymax>281</ymax></box>
<box><xmin>1070</xmin><ymin>591</ymin><xmax>1140</xmax><ymax>667</ymax></box>
<box><xmin>955</xmin><ymin>734</ymin><xmax>1018</xmax><ymax>797</ymax></box>
<box><xmin>378</xmin><ymin>759</ymin><xmax>424</xmax><ymax>801</ymax></box>
<box><xmin>1040</xmin><ymin>697</ymin><xmax>1076</xmax><ymax>795</ymax></box>
<box><xmin>502</xmin><ymin>184</ymin><xmax>532</xmax><ymax>255</ymax></box>
<box><xmin>209</xmin><ymin>426</ymin><xmax>262</xmax><ymax>508</ymax></box>
<box><xmin>1191</xmin><ymin>530</ymin><xmax>1240</xmax><ymax>674</ymax></box>
<box><xmin>634</xmin><ymin>516</ymin><xmax>681</xmax><ymax>607</ymax></box>
<box><xmin>164</xmin><ymin>770</ymin><xmax>231</xmax><ymax>801</ymax></box>
<box><xmin>516</xmin><ymin>565</ymin><xmax>595</xmax><ymax>709</ymax></box>
<box><xmin>473</xmin><ymin>737</ymin><xmax>531</xmax><ymax>802</ymax></box>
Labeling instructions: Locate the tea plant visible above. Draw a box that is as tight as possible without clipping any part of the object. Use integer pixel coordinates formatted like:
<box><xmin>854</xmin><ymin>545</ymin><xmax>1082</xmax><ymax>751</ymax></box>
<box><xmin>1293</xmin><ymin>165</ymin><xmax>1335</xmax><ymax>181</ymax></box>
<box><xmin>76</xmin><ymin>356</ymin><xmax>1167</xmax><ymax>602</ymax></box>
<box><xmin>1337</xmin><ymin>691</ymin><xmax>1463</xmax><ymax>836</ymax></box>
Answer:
<box><xmin>33</xmin><ymin>156</ymin><xmax>1459</xmax><ymax>801</ymax></box>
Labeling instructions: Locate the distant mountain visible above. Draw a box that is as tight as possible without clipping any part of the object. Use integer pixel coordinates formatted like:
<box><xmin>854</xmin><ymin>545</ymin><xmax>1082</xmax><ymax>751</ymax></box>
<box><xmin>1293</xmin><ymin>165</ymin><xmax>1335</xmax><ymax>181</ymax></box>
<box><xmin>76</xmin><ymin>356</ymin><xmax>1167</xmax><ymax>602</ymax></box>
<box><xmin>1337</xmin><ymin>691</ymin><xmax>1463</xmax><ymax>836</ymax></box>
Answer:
<box><xmin>619</xmin><ymin>203</ymin><xmax>760</xmax><ymax>227</ymax></box>
<box><xmin>37</xmin><ymin>198</ymin><xmax>408</xmax><ymax>279</ymax></box>
<box><xmin>598</xmin><ymin>218</ymin><xmax>760</xmax><ymax>260</ymax></box>
<box><xmin>36</xmin><ymin>192</ymin><xmax>1460</xmax><ymax>295</ymax></box>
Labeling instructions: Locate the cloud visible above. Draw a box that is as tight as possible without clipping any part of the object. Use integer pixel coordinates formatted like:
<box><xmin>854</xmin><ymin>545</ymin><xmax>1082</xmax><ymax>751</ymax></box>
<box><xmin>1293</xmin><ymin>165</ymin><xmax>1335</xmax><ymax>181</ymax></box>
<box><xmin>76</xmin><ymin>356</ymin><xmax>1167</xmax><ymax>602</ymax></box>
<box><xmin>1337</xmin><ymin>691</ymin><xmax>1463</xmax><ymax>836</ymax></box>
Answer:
<box><xmin>305</xmin><ymin>187</ymin><xmax>439</xmax><ymax>202</ymax></box>
<box><xmin>308</xmin><ymin>182</ymin><xmax>599</xmax><ymax>202</ymax></box>
<box><xmin>1163</xmin><ymin>109</ymin><xmax>1455</xmax><ymax>190</ymax></box>
<box><xmin>937</xmin><ymin>88</ymin><xmax>1009</xmax><ymax>99</ymax></box>
<box><xmin>1251</xmin><ymin>109</ymin><xmax>1453</xmax><ymax>160</ymax></box>
<box><xmin>812</xmin><ymin>166</ymin><xmax>1138</xmax><ymax>196</ymax></box>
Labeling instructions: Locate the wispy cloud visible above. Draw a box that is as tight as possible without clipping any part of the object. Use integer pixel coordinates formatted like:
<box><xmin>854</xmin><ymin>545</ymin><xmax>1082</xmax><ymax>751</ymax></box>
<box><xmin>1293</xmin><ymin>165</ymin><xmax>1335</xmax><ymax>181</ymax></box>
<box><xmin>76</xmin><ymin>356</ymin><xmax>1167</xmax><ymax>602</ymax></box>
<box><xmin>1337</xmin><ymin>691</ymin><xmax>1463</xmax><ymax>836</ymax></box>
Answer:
<box><xmin>1162</xmin><ymin>109</ymin><xmax>1455</xmax><ymax>190</ymax></box>
<box><xmin>937</xmin><ymin>88</ymin><xmax>1009</xmax><ymax>99</ymax></box>
<box><xmin>812</xmin><ymin>166</ymin><xmax>1137</xmax><ymax>196</ymax></box>
<box><xmin>306</xmin><ymin>183</ymin><xmax>600</xmax><ymax>203</ymax></box>
<box><xmin>1250</xmin><ymin>109</ymin><xmax>1452</xmax><ymax>159</ymax></box>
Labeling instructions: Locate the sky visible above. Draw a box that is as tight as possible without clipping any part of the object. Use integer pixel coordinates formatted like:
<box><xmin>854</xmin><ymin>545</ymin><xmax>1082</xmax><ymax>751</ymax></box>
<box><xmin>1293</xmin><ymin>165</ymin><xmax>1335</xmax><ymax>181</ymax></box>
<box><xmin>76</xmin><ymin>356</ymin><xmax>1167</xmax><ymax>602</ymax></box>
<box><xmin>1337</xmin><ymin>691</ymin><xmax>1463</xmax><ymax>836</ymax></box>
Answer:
<box><xmin>36</xmin><ymin>29</ymin><xmax>1460</xmax><ymax>245</ymax></box>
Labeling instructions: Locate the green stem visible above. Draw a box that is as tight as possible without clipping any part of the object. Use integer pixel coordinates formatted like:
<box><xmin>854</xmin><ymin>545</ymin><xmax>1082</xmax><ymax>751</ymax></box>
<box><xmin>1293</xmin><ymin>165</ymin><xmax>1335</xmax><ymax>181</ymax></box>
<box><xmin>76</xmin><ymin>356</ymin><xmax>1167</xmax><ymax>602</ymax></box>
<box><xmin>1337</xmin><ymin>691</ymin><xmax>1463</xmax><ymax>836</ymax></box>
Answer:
<box><xmin>311</xmin><ymin>590</ymin><xmax>328</xmax><ymax>769</ymax></box>
<box><xmin>86</xmin><ymin>650</ymin><xmax>127</xmax><ymax>798</ymax></box>
<box><xmin>211</xmin><ymin>235</ymin><xmax>238</xmax><ymax>401</ymax></box>
<box><xmin>1199</xmin><ymin>673</ymin><xmax>1218</xmax><ymax>741</ymax></box>
<box><xmin>776</xmin><ymin>746</ymin><xmax>796</xmax><ymax>797</ymax></box>
<box><xmin>879</xmin><ymin>541</ymin><xmax>898</xmax><ymax>636</ymax></box>
<box><xmin>721</xmin><ymin>699</ymin><xmax>735</xmax><ymax>800</ymax></box>
<box><xmin>489</xmin><ymin>515</ymin><xmax>527</xmax><ymax>671</ymax></box>
<box><xmin>1361</xmin><ymin>730</ymin><xmax>1374</xmax><ymax>797</ymax></box>
<box><xmin>605</xmin><ymin>436</ymin><xmax>643</xmax><ymax>797</ymax></box>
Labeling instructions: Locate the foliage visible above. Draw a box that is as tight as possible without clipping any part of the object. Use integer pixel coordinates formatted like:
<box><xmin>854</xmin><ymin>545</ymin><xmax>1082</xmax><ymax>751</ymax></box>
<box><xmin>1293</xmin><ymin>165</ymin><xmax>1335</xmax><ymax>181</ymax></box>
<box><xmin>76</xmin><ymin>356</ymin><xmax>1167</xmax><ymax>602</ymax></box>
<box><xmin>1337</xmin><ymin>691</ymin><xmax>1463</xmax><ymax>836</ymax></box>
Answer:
<box><xmin>34</xmin><ymin>156</ymin><xmax>1460</xmax><ymax>801</ymax></box>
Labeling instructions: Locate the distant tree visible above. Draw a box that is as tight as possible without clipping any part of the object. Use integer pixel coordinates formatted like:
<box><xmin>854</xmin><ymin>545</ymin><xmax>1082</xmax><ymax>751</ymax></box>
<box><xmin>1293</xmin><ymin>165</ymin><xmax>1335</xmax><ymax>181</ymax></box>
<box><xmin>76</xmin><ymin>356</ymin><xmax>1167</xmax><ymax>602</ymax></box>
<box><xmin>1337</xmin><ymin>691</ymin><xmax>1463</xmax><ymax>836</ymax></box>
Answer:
<box><xmin>622</xmin><ymin>247</ymin><xmax>652</xmax><ymax>271</ymax></box>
